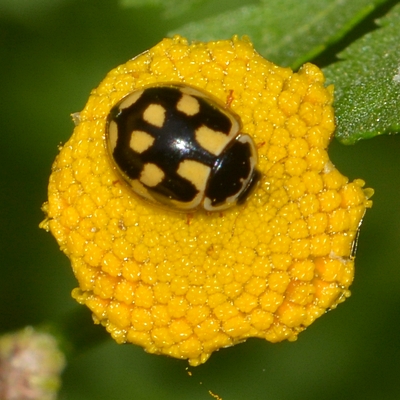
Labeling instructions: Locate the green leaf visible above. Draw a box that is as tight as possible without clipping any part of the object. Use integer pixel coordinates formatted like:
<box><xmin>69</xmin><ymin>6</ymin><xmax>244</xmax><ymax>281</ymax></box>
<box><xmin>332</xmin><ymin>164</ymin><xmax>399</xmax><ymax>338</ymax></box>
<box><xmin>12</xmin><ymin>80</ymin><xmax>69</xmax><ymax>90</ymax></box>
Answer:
<box><xmin>166</xmin><ymin>0</ymin><xmax>388</xmax><ymax>68</ymax></box>
<box><xmin>324</xmin><ymin>2</ymin><xmax>400</xmax><ymax>144</ymax></box>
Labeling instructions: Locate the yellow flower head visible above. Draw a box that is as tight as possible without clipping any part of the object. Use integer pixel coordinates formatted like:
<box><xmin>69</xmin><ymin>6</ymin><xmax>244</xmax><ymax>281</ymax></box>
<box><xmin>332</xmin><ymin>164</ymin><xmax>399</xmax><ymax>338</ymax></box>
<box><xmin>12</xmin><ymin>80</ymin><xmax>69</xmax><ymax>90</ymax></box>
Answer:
<box><xmin>41</xmin><ymin>36</ymin><xmax>373</xmax><ymax>366</ymax></box>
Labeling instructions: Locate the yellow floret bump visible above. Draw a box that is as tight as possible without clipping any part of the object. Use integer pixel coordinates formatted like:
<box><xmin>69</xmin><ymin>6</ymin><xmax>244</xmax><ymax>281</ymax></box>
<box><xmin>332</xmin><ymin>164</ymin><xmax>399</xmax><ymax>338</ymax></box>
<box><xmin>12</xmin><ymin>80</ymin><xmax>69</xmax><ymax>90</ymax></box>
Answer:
<box><xmin>40</xmin><ymin>36</ymin><xmax>373</xmax><ymax>366</ymax></box>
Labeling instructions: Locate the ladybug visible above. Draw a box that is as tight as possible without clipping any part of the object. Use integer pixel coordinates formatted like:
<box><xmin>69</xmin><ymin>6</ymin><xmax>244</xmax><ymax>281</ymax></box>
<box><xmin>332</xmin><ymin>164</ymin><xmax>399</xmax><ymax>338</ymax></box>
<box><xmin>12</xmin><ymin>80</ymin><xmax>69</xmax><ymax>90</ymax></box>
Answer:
<box><xmin>106</xmin><ymin>83</ymin><xmax>261</xmax><ymax>212</ymax></box>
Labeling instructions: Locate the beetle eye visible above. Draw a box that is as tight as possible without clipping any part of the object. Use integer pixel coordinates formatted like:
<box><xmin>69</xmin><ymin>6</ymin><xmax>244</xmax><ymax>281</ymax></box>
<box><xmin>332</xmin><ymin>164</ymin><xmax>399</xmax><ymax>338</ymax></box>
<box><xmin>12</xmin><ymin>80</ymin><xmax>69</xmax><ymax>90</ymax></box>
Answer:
<box><xmin>203</xmin><ymin>134</ymin><xmax>260</xmax><ymax>211</ymax></box>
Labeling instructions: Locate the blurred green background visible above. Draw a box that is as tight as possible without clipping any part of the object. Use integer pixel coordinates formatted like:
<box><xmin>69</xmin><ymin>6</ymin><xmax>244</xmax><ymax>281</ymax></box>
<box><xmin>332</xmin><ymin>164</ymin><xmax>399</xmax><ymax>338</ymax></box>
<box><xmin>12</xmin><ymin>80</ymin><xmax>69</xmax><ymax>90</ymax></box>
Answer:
<box><xmin>1</xmin><ymin>1</ymin><xmax>400</xmax><ymax>399</ymax></box>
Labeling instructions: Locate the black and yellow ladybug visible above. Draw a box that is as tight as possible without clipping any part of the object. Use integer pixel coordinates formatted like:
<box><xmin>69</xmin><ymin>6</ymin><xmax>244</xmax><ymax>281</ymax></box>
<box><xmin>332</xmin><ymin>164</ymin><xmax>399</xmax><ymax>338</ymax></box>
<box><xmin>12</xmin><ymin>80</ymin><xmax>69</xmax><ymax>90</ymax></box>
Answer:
<box><xmin>106</xmin><ymin>84</ymin><xmax>261</xmax><ymax>212</ymax></box>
